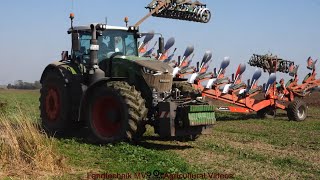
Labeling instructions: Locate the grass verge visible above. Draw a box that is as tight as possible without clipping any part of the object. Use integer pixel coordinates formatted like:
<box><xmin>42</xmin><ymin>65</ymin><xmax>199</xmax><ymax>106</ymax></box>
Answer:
<box><xmin>0</xmin><ymin>109</ymin><xmax>68</xmax><ymax>179</ymax></box>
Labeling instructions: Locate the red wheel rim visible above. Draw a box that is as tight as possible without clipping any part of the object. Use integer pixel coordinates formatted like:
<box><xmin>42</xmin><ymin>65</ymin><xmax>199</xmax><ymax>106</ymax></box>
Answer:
<box><xmin>92</xmin><ymin>96</ymin><xmax>122</xmax><ymax>138</ymax></box>
<box><xmin>45</xmin><ymin>85</ymin><xmax>61</xmax><ymax>121</ymax></box>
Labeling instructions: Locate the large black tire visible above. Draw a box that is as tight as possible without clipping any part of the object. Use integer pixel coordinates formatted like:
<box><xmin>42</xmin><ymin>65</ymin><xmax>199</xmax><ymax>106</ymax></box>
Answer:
<box><xmin>172</xmin><ymin>81</ymin><xmax>200</xmax><ymax>98</ymax></box>
<box><xmin>40</xmin><ymin>69</ymin><xmax>72</xmax><ymax>135</ymax></box>
<box><xmin>257</xmin><ymin>107</ymin><xmax>276</xmax><ymax>119</ymax></box>
<box><xmin>287</xmin><ymin>100</ymin><xmax>307</xmax><ymax>121</ymax></box>
<box><xmin>86</xmin><ymin>81</ymin><xmax>148</xmax><ymax>144</ymax></box>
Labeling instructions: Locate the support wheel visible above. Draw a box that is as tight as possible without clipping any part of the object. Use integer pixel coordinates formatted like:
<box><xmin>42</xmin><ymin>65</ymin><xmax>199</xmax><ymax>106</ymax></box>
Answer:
<box><xmin>40</xmin><ymin>69</ymin><xmax>72</xmax><ymax>135</ymax></box>
<box><xmin>257</xmin><ymin>107</ymin><xmax>276</xmax><ymax>119</ymax></box>
<box><xmin>86</xmin><ymin>81</ymin><xmax>148</xmax><ymax>144</ymax></box>
<box><xmin>287</xmin><ymin>100</ymin><xmax>307</xmax><ymax>121</ymax></box>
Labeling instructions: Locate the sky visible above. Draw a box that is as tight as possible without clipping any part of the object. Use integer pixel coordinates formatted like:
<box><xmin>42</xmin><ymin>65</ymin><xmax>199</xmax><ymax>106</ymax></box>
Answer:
<box><xmin>0</xmin><ymin>0</ymin><xmax>319</xmax><ymax>85</ymax></box>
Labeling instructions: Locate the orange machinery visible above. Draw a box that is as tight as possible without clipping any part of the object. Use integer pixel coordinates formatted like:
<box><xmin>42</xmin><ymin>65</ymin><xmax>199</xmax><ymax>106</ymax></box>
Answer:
<box><xmin>189</xmin><ymin>54</ymin><xmax>320</xmax><ymax>121</ymax></box>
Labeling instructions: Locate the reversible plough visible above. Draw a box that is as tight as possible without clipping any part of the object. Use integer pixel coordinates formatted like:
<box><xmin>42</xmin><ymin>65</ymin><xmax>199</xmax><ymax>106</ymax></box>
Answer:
<box><xmin>192</xmin><ymin>54</ymin><xmax>320</xmax><ymax>121</ymax></box>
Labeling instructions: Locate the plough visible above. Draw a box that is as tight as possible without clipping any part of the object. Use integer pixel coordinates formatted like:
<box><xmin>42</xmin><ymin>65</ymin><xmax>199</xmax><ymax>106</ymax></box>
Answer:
<box><xmin>166</xmin><ymin>50</ymin><xmax>320</xmax><ymax>121</ymax></box>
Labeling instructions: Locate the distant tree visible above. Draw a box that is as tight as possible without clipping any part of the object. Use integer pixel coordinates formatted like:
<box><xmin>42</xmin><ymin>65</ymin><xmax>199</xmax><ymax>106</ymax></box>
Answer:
<box><xmin>7</xmin><ymin>80</ymin><xmax>41</xmax><ymax>90</ymax></box>
<box><xmin>15</xmin><ymin>80</ymin><xmax>24</xmax><ymax>89</ymax></box>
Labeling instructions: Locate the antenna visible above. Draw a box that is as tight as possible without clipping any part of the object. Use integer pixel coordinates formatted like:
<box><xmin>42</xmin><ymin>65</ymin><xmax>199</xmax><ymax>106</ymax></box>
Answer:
<box><xmin>71</xmin><ymin>0</ymin><xmax>74</xmax><ymax>10</ymax></box>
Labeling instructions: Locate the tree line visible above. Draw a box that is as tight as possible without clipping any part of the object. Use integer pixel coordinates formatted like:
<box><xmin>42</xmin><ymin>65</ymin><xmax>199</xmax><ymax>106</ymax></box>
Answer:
<box><xmin>7</xmin><ymin>80</ymin><xmax>41</xmax><ymax>90</ymax></box>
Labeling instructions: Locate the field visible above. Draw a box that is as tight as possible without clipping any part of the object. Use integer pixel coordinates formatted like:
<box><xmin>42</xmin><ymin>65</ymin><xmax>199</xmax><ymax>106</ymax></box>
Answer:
<box><xmin>0</xmin><ymin>89</ymin><xmax>319</xmax><ymax>179</ymax></box>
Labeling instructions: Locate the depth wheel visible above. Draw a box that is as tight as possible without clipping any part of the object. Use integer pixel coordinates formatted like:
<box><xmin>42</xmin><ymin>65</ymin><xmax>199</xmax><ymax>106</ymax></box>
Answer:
<box><xmin>86</xmin><ymin>81</ymin><xmax>148</xmax><ymax>144</ymax></box>
<box><xmin>287</xmin><ymin>100</ymin><xmax>307</xmax><ymax>121</ymax></box>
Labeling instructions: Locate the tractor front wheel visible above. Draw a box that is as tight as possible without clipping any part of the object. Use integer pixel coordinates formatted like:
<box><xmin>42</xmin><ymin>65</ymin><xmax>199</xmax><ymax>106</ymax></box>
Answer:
<box><xmin>86</xmin><ymin>81</ymin><xmax>148</xmax><ymax>144</ymax></box>
<box><xmin>287</xmin><ymin>100</ymin><xmax>307</xmax><ymax>121</ymax></box>
<box><xmin>40</xmin><ymin>69</ymin><xmax>72</xmax><ymax>135</ymax></box>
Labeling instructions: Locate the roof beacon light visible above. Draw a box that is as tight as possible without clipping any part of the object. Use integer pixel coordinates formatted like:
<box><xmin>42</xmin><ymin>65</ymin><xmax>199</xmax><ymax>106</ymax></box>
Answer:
<box><xmin>70</xmin><ymin>13</ymin><xmax>75</xmax><ymax>29</ymax></box>
<box><xmin>124</xmin><ymin>16</ymin><xmax>129</xmax><ymax>27</ymax></box>
<box><xmin>69</xmin><ymin>13</ymin><xmax>75</xmax><ymax>20</ymax></box>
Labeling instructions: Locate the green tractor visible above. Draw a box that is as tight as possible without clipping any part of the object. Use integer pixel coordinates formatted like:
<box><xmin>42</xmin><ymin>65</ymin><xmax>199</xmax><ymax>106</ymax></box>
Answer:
<box><xmin>39</xmin><ymin>16</ymin><xmax>216</xmax><ymax>143</ymax></box>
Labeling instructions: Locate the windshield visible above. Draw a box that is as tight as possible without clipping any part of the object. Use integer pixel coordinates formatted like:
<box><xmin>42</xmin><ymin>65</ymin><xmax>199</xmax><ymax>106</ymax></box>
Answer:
<box><xmin>98</xmin><ymin>30</ymin><xmax>138</xmax><ymax>60</ymax></box>
<box><xmin>77</xmin><ymin>29</ymin><xmax>138</xmax><ymax>63</ymax></box>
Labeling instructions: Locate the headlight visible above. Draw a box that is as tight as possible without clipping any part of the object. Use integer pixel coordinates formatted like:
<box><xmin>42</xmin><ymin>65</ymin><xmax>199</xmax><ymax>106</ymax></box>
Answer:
<box><xmin>97</xmin><ymin>24</ymin><xmax>107</xmax><ymax>30</ymax></box>
<box><xmin>128</xmin><ymin>26</ymin><xmax>139</xmax><ymax>32</ymax></box>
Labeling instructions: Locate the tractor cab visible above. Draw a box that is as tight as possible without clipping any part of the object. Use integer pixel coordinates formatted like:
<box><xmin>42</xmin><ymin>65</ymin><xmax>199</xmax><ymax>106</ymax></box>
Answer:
<box><xmin>68</xmin><ymin>25</ymin><xmax>139</xmax><ymax>65</ymax></box>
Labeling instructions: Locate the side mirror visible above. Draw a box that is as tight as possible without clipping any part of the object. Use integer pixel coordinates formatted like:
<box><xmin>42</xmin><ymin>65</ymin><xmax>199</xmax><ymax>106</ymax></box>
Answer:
<box><xmin>61</xmin><ymin>51</ymin><xmax>68</xmax><ymax>61</ymax></box>
<box><xmin>158</xmin><ymin>37</ymin><xmax>164</xmax><ymax>55</ymax></box>
<box><xmin>72</xmin><ymin>33</ymin><xmax>80</xmax><ymax>51</ymax></box>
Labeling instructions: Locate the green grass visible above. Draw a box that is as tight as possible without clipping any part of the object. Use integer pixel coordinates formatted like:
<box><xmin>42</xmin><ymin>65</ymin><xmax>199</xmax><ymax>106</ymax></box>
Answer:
<box><xmin>0</xmin><ymin>89</ymin><xmax>319</xmax><ymax>179</ymax></box>
<box><xmin>57</xmin><ymin>140</ymin><xmax>193</xmax><ymax>174</ymax></box>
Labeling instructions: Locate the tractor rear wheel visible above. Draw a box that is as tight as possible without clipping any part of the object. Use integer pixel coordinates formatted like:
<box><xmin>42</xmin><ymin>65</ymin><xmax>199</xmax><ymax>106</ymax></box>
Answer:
<box><xmin>40</xmin><ymin>69</ymin><xmax>72</xmax><ymax>135</ymax></box>
<box><xmin>257</xmin><ymin>107</ymin><xmax>276</xmax><ymax>119</ymax></box>
<box><xmin>287</xmin><ymin>100</ymin><xmax>307</xmax><ymax>121</ymax></box>
<box><xmin>86</xmin><ymin>81</ymin><xmax>148</xmax><ymax>144</ymax></box>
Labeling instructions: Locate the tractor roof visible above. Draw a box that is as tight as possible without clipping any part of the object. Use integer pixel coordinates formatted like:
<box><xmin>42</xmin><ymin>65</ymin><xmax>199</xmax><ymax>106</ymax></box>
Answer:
<box><xmin>68</xmin><ymin>24</ymin><xmax>128</xmax><ymax>33</ymax></box>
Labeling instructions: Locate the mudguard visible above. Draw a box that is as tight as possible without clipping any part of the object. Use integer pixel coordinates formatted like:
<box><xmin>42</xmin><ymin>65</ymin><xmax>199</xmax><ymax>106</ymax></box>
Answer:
<box><xmin>40</xmin><ymin>61</ymin><xmax>80</xmax><ymax>84</ymax></box>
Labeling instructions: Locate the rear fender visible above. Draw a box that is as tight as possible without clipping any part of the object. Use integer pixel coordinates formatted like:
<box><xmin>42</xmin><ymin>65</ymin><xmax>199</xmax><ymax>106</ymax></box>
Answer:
<box><xmin>41</xmin><ymin>61</ymin><xmax>83</xmax><ymax>122</ymax></box>
<box><xmin>40</xmin><ymin>61</ymin><xmax>79</xmax><ymax>84</ymax></box>
<box><xmin>77</xmin><ymin>77</ymin><xmax>128</xmax><ymax>122</ymax></box>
